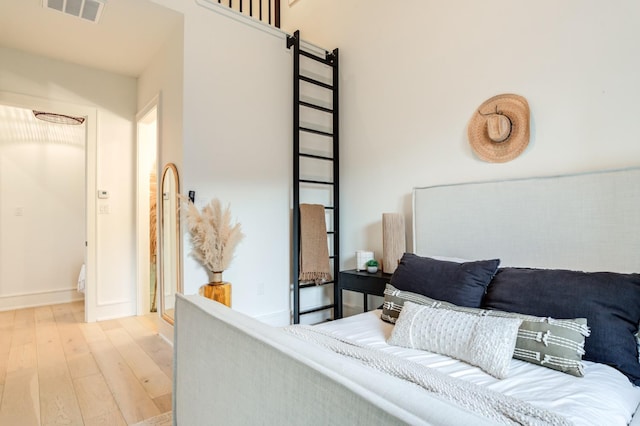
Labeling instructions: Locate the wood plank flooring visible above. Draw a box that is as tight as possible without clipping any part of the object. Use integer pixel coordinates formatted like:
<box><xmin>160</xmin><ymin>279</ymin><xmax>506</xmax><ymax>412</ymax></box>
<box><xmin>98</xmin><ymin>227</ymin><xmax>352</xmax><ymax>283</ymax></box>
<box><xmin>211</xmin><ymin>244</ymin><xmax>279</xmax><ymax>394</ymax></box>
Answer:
<box><xmin>0</xmin><ymin>302</ymin><xmax>172</xmax><ymax>426</ymax></box>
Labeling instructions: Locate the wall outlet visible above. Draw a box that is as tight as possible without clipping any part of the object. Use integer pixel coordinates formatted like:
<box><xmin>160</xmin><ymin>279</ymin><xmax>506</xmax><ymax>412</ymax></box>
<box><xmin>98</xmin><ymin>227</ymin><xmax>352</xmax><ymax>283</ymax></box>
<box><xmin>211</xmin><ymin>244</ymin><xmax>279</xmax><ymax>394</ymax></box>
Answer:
<box><xmin>99</xmin><ymin>205</ymin><xmax>110</xmax><ymax>214</ymax></box>
<box><xmin>14</xmin><ymin>207</ymin><xmax>23</xmax><ymax>217</ymax></box>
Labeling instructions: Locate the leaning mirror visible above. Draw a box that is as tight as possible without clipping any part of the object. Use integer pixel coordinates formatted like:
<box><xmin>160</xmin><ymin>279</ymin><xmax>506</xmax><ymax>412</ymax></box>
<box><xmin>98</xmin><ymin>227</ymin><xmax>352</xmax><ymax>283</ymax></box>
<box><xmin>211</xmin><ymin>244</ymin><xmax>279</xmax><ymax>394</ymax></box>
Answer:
<box><xmin>159</xmin><ymin>163</ymin><xmax>181</xmax><ymax>324</ymax></box>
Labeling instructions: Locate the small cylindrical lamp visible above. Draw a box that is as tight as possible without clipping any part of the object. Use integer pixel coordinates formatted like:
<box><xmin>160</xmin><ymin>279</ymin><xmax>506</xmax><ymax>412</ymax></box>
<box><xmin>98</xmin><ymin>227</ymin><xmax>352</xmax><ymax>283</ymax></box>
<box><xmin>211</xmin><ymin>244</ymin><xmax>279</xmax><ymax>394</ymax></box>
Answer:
<box><xmin>382</xmin><ymin>213</ymin><xmax>406</xmax><ymax>274</ymax></box>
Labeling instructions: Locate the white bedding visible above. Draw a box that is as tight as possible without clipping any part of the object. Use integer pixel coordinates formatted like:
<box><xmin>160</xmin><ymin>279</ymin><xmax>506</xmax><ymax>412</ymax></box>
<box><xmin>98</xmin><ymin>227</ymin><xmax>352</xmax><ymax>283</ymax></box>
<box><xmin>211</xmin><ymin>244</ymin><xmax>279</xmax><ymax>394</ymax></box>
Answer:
<box><xmin>314</xmin><ymin>310</ymin><xmax>640</xmax><ymax>426</ymax></box>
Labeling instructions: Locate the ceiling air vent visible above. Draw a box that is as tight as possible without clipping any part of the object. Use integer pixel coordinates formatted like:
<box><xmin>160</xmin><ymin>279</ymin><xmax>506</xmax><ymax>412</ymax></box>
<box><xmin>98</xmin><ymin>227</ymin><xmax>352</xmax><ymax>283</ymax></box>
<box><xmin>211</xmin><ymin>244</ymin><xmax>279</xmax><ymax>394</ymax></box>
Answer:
<box><xmin>42</xmin><ymin>0</ymin><xmax>106</xmax><ymax>23</ymax></box>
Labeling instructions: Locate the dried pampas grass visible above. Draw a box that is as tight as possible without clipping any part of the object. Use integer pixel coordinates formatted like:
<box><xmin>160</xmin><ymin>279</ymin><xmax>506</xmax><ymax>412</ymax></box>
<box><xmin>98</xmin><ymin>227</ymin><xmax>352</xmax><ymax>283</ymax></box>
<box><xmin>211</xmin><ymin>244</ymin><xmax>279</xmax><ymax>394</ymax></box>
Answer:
<box><xmin>180</xmin><ymin>196</ymin><xmax>244</xmax><ymax>273</ymax></box>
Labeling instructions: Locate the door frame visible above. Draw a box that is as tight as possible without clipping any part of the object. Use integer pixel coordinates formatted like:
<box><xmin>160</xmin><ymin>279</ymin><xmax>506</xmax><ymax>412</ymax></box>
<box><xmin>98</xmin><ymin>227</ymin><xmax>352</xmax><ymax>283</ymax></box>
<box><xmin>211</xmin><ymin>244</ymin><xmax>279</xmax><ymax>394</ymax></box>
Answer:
<box><xmin>136</xmin><ymin>94</ymin><xmax>161</xmax><ymax>316</ymax></box>
<box><xmin>0</xmin><ymin>91</ymin><xmax>98</xmax><ymax>321</ymax></box>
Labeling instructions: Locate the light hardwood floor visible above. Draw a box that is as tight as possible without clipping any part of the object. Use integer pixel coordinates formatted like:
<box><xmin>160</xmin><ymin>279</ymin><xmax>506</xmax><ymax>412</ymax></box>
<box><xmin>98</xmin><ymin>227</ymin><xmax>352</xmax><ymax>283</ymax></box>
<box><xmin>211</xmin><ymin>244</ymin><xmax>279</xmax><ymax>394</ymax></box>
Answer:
<box><xmin>0</xmin><ymin>301</ymin><xmax>173</xmax><ymax>426</ymax></box>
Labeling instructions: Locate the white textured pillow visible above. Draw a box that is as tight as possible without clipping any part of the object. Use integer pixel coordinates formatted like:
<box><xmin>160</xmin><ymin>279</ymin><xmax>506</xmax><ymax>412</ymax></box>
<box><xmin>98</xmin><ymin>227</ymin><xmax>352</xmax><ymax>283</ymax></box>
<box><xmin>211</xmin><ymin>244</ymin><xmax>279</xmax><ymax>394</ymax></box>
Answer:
<box><xmin>388</xmin><ymin>301</ymin><xmax>522</xmax><ymax>379</ymax></box>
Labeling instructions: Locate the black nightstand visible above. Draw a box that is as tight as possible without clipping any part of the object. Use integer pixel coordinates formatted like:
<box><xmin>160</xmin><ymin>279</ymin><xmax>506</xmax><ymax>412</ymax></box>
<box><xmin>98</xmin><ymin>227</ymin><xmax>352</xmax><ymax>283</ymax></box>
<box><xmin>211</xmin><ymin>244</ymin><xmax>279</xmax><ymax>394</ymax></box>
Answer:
<box><xmin>337</xmin><ymin>269</ymin><xmax>392</xmax><ymax>318</ymax></box>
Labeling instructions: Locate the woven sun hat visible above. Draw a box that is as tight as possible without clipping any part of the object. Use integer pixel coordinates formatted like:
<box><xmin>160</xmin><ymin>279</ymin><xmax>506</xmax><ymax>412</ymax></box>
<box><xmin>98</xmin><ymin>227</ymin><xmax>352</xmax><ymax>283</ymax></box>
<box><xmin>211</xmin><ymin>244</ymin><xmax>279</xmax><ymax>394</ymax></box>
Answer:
<box><xmin>468</xmin><ymin>94</ymin><xmax>530</xmax><ymax>163</ymax></box>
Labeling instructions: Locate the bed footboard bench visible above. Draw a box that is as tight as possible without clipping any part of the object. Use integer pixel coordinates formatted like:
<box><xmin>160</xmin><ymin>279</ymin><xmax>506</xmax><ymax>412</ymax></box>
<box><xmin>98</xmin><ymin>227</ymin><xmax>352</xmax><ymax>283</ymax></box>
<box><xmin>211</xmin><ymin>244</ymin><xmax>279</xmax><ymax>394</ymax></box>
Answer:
<box><xmin>173</xmin><ymin>294</ymin><xmax>495</xmax><ymax>426</ymax></box>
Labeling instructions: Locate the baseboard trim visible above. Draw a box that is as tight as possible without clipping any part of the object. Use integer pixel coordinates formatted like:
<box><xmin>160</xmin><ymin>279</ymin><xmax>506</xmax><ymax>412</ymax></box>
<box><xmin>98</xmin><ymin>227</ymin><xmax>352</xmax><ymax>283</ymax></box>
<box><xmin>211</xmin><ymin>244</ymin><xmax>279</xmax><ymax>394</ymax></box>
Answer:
<box><xmin>254</xmin><ymin>309</ymin><xmax>290</xmax><ymax>326</ymax></box>
<box><xmin>0</xmin><ymin>288</ymin><xmax>84</xmax><ymax>311</ymax></box>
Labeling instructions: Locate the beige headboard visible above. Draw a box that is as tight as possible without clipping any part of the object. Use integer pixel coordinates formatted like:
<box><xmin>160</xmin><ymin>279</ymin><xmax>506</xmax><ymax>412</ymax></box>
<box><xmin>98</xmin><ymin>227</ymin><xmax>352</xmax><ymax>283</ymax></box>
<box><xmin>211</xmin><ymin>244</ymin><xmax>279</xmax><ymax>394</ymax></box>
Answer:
<box><xmin>413</xmin><ymin>167</ymin><xmax>640</xmax><ymax>273</ymax></box>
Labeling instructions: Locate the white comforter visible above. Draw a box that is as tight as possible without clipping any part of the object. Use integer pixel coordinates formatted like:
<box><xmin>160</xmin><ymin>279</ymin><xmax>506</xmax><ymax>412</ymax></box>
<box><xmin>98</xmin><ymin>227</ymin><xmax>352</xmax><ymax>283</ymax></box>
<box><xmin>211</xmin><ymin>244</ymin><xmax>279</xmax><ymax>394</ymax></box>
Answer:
<box><xmin>314</xmin><ymin>310</ymin><xmax>640</xmax><ymax>426</ymax></box>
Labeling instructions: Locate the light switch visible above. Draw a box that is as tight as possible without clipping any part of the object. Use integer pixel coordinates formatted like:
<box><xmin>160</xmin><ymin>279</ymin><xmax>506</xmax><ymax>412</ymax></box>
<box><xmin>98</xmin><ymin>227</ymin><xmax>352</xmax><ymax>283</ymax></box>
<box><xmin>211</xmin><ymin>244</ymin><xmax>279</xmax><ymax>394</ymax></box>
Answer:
<box><xmin>98</xmin><ymin>190</ymin><xmax>109</xmax><ymax>199</ymax></box>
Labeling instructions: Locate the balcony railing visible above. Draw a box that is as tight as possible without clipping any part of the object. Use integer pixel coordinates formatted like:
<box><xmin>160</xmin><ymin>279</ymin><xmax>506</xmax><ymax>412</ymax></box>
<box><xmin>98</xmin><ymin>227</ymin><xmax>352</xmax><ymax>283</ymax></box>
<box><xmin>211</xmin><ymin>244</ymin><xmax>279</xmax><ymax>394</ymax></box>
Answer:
<box><xmin>217</xmin><ymin>0</ymin><xmax>280</xmax><ymax>28</ymax></box>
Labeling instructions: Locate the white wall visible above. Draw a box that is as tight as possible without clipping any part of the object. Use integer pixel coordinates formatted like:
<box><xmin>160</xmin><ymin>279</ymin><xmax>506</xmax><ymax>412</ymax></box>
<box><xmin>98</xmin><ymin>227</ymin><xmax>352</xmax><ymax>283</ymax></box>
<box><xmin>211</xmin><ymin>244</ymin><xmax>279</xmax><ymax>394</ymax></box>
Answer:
<box><xmin>182</xmin><ymin>4</ymin><xmax>292</xmax><ymax>324</ymax></box>
<box><xmin>281</xmin><ymin>1</ymin><xmax>640</xmax><ymax>275</ymax></box>
<box><xmin>138</xmin><ymin>20</ymin><xmax>184</xmax><ymax>171</ymax></box>
<box><xmin>0</xmin><ymin>47</ymin><xmax>138</xmax><ymax>319</ymax></box>
<box><xmin>151</xmin><ymin>0</ymin><xmax>294</xmax><ymax>325</ymax></box>
<box><xmin>0</xmin><ymin>106</ymin><xmax>84</xmax><ymax>309</ymax></box>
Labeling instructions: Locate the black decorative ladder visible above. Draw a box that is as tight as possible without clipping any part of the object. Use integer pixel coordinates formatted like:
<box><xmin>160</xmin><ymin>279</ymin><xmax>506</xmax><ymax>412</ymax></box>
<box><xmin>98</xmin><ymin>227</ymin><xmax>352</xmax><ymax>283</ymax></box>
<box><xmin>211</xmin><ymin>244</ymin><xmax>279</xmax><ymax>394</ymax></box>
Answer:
<box><xmin>287</xmin><ymin>30</ymin><xmax>340</xmax><ymax>324</ymax></box>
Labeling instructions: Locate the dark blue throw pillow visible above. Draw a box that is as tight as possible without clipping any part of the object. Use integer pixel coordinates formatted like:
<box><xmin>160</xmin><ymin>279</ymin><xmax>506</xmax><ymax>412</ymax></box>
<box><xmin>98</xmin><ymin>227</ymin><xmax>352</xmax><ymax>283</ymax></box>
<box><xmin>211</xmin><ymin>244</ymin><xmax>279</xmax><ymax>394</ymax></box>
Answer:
<box><xmin>482</xmin><ymin>267</ymin><xmax>640</xmax><ymax>385</ymax></box>
<box><xmin>389</xmin><ymin>253</ymin><xmax>500</xmax><ymax>308</ymax></box>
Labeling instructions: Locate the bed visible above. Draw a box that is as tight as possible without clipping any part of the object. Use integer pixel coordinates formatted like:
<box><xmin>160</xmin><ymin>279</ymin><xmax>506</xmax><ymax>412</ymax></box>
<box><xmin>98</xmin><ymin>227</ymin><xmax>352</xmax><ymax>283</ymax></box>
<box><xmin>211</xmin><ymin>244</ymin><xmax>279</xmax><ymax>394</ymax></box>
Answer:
<box><xmin>174</xmin><ymin>167</ymin><xmax>640</xmax><ymax>425</ymax></box>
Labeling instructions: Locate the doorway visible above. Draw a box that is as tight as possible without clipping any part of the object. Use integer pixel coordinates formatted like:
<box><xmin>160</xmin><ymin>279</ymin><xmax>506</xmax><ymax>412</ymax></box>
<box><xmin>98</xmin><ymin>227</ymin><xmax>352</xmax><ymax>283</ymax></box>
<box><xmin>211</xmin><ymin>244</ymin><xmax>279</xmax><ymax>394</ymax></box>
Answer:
<box><xmin>0</xmin><ymin>92</ymin><xmax>97</xmax><ymax>320</ymax></box>
<box><xmin>136</xmin><ymin>97</ymin><xmax>159</xmax><ymax>316</ymax></box>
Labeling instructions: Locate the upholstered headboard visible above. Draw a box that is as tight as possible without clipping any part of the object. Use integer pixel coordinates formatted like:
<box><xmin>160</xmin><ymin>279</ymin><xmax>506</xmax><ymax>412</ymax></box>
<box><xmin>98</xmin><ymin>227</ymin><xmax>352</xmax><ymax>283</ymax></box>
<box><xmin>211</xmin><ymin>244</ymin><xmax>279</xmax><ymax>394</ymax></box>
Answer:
<box><xmin>413</xmin><ymin>167</ymin><xmax>640</xmax><ymax>273</ymax></box>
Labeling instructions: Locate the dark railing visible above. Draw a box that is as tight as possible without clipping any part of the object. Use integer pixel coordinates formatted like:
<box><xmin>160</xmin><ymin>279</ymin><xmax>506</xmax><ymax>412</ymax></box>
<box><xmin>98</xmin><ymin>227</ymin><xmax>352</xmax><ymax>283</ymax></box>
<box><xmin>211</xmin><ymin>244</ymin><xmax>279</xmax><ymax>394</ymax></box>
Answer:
<box><xmin>217</xmin><ymin>0</ymin><xmax>280</xmax><ymax>28</ymax></box>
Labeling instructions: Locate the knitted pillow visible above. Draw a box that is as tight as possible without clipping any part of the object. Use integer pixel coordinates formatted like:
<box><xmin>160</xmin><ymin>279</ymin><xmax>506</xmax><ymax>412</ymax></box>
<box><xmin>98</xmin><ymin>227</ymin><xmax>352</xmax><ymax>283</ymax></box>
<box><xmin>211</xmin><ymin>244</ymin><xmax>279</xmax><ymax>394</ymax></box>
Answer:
<box><xmin>388</xmin><ymin>301</ymin><xmax>522</xmax><ymax>379</ymax></box>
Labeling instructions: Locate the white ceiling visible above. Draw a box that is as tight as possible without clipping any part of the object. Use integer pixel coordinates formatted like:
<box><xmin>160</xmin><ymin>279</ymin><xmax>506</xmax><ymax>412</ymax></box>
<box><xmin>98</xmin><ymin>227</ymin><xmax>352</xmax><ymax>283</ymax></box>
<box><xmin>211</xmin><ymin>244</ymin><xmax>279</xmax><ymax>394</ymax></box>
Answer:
<box><xmin>0</xmin><ymin>0</ymin><xmax>183</xmax><ymax>77</ymax></box>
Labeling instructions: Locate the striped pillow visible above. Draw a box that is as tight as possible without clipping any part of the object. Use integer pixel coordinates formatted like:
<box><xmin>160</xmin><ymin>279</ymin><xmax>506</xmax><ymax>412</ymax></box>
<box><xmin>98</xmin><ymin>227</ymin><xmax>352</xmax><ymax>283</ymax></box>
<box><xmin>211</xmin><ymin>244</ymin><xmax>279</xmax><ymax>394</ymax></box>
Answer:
<box><xmin>381</xmin><ymin>284</ymin><xmax>590</xmax><ymax>377</ymax></box>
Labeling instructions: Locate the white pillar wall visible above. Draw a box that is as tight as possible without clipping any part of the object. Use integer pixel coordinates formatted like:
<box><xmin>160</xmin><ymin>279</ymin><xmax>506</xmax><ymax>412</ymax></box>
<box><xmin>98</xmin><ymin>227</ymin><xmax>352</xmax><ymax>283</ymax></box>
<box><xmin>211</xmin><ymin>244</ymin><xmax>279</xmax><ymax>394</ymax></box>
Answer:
<box><xmin>179</xmin><ymin>2</ymin><xmax>293</xmax><ymax>324</ymax></box>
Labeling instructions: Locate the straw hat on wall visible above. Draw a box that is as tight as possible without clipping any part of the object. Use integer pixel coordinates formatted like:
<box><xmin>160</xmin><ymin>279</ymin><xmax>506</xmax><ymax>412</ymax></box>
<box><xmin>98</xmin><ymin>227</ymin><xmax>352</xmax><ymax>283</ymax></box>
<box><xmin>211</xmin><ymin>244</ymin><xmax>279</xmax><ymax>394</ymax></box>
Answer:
<box><xmin>468</xmin><ymin>94</ymin><xmax>530</xmax><ymax>163</ymax></box>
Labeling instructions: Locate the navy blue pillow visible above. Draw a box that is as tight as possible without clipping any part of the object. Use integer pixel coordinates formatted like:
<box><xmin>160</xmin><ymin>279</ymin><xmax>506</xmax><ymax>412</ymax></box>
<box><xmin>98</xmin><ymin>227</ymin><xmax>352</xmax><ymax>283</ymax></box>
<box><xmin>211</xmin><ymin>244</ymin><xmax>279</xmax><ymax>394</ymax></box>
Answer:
<box><xmin>389</xmin><ymin>253</ymin><xmax>500</xmax><ymax>308</ymax></box>
<box><xmin>482</xmin><ymin>267</ymin><xmax>640</xmax><ymax>385</ymax></box>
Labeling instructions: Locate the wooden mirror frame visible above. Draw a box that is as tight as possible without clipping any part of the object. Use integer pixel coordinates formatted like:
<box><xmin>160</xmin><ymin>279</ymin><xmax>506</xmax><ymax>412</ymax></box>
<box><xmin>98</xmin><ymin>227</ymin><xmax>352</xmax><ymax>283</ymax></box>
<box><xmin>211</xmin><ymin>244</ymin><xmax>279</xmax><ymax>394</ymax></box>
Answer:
<box><xmin>159</xmin><ymin>163</ymin><xmax>181</xmax><ymax>324</ymax></box>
